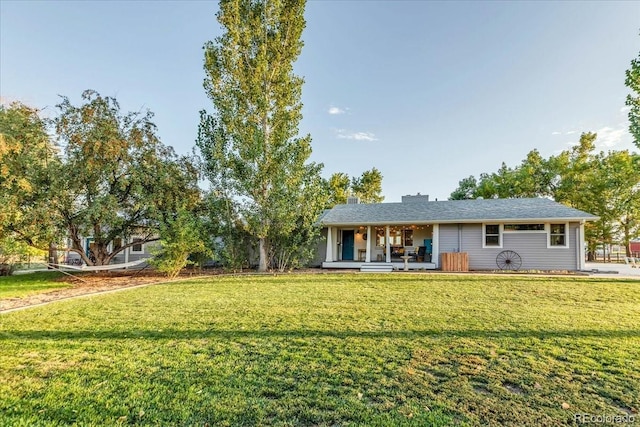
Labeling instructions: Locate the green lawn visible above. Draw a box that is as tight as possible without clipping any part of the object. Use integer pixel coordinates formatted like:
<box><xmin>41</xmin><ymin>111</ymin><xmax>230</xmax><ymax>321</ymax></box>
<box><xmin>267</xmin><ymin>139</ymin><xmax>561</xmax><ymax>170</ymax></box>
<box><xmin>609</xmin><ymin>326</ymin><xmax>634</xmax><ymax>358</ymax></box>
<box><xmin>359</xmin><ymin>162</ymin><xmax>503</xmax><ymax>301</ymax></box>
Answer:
<box><xmin>0</xmin><ymin>271</ymin><xmax>70</xmax><ymax>299</ymax></box>
<box><xmin>1</xmin><ymin>274</ymin><xmax>639</xmax><ymax>426</ymax></box>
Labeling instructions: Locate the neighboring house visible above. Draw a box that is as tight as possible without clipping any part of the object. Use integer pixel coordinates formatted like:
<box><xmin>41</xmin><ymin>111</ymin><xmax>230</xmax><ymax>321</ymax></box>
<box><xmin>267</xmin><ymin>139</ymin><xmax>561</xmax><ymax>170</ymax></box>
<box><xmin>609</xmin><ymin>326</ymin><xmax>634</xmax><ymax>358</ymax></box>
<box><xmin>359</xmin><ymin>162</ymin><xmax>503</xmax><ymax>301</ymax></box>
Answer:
<box><xmin>631</xmin><ymin>240</ymin><xmax>640</xmax><ymax>257</ymax></box>
<box><xmin>63</xmin><ymin>235</ymin><xmax>155</xmax><ymax>265</ymax></box>
<box><xmin>317</xmin><ymin>196</ymin><xmax>597</xmax><ymax>272</ymax></box>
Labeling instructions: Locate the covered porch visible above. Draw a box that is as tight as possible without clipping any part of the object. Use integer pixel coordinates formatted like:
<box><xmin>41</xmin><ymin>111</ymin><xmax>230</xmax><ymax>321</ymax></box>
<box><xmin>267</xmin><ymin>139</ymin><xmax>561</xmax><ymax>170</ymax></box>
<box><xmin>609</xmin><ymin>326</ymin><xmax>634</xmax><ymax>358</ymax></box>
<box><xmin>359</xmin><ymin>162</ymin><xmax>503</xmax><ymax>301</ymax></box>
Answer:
<box><xmin>322</xmin><ymin>224</ymin><xmax>440</xmax><ymax>271</ymax></box>
<box><xmin>321</xmin><ymin>260</ymin><xmax>437</xmax><ymax>271</ymax></box>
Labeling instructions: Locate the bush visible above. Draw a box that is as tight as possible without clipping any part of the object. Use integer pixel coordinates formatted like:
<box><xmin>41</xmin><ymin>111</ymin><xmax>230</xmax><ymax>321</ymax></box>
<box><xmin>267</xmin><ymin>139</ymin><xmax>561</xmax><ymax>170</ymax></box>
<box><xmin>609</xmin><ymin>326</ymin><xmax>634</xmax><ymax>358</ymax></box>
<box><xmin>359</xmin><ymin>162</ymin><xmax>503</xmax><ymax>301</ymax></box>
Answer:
<box><xmin>150</xmin><ymin>209</ymin><xmax>210</xmax><ymax>278</ymax></box>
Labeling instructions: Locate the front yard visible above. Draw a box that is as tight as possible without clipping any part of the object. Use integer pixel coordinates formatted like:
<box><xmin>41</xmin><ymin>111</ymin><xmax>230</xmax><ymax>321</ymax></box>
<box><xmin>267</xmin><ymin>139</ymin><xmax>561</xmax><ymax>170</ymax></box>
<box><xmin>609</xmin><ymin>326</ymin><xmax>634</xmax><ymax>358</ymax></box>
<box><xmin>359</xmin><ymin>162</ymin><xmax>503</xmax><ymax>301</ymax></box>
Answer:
<box><xmin>1</xmin><ymin>273</ymin><xmax>638</xmax><ymax>425</ymax></box>
<box><xmin>0</xmin><ymin>271</ymin><xmax>70</xmax><ymax>299</ymax></box>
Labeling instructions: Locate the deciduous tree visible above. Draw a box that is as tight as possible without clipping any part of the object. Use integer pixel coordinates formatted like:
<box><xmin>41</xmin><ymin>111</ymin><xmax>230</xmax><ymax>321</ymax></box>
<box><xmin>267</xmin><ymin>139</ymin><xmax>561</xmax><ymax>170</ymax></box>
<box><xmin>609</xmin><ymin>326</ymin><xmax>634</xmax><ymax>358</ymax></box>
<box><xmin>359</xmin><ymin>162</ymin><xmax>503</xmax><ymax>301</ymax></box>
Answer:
<box><xmin>351</xmin><ymin>167</ymin><xmax>384</xmax><ymax>203</ymax></box>
<box><xmin>0</xmin><ymin>102</ymin><xmax>60</xmax><ymax>252</ymax></box>
<box><xmin>199</xmin><ymin>0</ymin><xmax>323</xmax><ymax>271</ymax></box>
<box><xmin>449</xmin><ymin>175</ymin><xmax>478</xmax><ymax>200</ymax></box>
<box><xmin>325</xmin><ymin>172</ymin><xmax>351</xmax><ymax>206</ymax></box>
<box><xmin>625</xmin><ymin>47</ymin><xmax>640</xmax><ymax>148</ymax></box>
<box><xmin>53</xmin><ymin>90</ymin><xmax>200</xmax><ymax>266</ymax></box>
<box><xmin>599</xmin><ymin>151</ymin><xmax>640</xmax><ymax>257</ymax></box>
<box><xmin>325</xmin><ymin>168</ymin><xmax>385</xmax><ymax>206</ymax></box>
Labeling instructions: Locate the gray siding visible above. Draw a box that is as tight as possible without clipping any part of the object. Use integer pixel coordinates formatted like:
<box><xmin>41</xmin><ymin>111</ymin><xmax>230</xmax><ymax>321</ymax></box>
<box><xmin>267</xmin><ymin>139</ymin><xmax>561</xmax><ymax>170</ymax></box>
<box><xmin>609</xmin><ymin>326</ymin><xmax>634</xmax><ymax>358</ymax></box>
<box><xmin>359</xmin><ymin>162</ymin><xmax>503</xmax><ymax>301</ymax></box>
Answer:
<box><xmin>438</xmin><ymin>224</ymin><xmax>462</xmax><ymax>254</ymax></box>
<box><xmin>112</xmin><ymin>242</ymin><xmax>156</xmax><ymax>264</ymax></box>
<box><xmin>112</xmin><ymin>252</ymin><xmax>151</xmax><ymax>263</ymax></box>
<box><xmin>438</xmin><ymin>223</ymin><xmax>580</xmax><ymax>271</ymax></box>
<box><xmin>310</xmin><ymin>229</ymin><xmax>328</xmax><ymax>267</ymax></box>
<box><xmin>113</xmin><ymin>253</ymin><xmax>126</xmax><ymax>263</ymax></box>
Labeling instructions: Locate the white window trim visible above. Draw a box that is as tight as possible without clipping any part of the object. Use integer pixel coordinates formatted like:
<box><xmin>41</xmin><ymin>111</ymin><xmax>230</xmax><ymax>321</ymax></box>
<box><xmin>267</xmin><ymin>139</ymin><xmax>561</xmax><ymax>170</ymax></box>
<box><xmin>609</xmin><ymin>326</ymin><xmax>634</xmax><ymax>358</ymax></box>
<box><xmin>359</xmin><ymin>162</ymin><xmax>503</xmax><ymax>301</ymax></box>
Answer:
<box><xmin>482</xmin><ymin>223</ymin><xmax>503</xmax><ymax>249</ymax></box>
<box><xmin>130</xmin><ymin>237</ymin><xmax>145</xmax><ymax>254</ymax></box>
<box><xmin>547</xmin><ymin>222</ymin><xmax>570</xmax><ymax>249</ymax></box>
<box><xmin>107</xmin><ymin>237</ymin><xmax>125</xmax><ymax>253</ymax></box>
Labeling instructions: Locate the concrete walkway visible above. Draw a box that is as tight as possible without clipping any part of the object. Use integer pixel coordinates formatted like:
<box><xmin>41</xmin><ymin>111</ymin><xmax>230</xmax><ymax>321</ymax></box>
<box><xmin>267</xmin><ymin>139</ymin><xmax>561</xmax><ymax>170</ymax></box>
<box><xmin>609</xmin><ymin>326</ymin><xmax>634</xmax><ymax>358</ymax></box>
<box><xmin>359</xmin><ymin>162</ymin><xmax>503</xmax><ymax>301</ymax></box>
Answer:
<box><xmin>584</xmin><ymin>262</ymin><xmax>640</xmax><ymax>279</ymax></box>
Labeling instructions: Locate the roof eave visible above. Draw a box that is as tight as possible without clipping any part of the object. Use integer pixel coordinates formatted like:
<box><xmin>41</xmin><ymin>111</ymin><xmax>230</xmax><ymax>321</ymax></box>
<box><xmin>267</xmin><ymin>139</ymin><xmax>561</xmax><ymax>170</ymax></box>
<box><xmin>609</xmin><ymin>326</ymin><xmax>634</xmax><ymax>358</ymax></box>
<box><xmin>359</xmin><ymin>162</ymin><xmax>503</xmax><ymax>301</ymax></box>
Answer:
<box><xmin>320</xmin><ymin>216</ymin><xmax>599</xmax><ymax>227</ymax></box>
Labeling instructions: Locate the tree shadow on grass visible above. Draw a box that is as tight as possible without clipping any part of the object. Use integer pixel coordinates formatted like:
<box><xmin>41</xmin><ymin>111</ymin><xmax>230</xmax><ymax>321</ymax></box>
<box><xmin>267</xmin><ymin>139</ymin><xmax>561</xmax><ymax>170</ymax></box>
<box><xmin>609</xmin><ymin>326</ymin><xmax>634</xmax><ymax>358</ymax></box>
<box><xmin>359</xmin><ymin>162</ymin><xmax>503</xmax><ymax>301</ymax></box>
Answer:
<box><xmin>1</xmin><ymin>328</ymin><xmax>639</xmax><ymax>341</ymax></box>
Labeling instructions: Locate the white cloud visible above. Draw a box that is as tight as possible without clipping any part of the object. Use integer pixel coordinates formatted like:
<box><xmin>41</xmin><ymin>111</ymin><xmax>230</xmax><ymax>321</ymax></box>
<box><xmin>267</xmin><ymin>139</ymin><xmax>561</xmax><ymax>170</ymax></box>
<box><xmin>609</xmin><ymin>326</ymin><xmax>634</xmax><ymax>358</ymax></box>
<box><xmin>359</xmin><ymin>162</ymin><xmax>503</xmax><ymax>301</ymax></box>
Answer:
<box><xmin>328</xmin><ymin>106</ymin><xmax>346</xmax><ymax>115</ymax></box>
<box><xmin>336</xmin><ymin>129</ymin><xmax>378</xmax><ymax>141</ymax></box>
<box><xmin>566</xmin><ymin>130</ymin><xmax>577</xmax><ymax>135</ymax></box>
<box><xmin>595</xmin><ymin>126</ymin><xmax>627</xmax><ymax>148</ymax></box>
<box><xmin>551</xmin><ymin>131</ymin><xmax>562</xmax><ymax>135</ymax></box>
<box><xmin>620</xmin><ymin>106</ymin><xmax>631</xmax><ymax>114</ymax></box>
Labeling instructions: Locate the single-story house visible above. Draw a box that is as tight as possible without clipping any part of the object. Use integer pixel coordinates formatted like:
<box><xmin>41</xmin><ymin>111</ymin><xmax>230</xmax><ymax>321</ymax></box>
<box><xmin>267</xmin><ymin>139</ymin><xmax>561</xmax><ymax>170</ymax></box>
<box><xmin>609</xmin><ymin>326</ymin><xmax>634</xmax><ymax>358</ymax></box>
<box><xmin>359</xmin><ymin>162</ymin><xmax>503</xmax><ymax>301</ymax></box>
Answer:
<box><xmin>317</xmin><ymin>195</ymin><xmax>597</xmax><ymax>272</ymax></box>
<box><xmin>63</xmin><ymin>235</ymin><xmax>155</xmax><ymax>266</ymax></box>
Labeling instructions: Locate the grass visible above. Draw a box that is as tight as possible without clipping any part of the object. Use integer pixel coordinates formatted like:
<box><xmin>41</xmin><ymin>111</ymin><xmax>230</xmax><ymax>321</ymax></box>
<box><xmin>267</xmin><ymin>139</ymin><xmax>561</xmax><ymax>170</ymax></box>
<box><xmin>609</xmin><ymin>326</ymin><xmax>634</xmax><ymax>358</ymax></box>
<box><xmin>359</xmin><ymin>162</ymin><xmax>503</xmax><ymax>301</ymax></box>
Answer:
<box><xmin>0</xmin><ymin>271</ymin><xmax>70</xmax><ymax>299</ymax></box>
<box><xmin>1</xmin><ymin>273</ymin><xmax>639</xmax><ymax>426</ymax></box>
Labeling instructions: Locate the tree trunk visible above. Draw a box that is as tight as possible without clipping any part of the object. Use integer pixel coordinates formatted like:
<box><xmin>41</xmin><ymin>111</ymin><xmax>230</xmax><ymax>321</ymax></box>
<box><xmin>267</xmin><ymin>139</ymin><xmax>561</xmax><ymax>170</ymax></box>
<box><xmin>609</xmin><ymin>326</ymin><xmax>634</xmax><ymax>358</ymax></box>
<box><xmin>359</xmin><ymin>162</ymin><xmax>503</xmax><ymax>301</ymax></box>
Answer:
<box><xmin>93</xmin><ymin>243</ymin><xmax>108</xmax><ymax>266</ymax></box>
<box><xmin>48</xmin><ymin>242</ymin><xmax>58</xmax><ymax>268</ymax></box>
<box><xmin>258</xmin><ymin>237</ymin><xmax>268</xmax><ymax>272</ymax></box>
<box><xmin>623</xmin><ymin>224</ymin><xmax>632</xmax><ymax>257</ymax></box>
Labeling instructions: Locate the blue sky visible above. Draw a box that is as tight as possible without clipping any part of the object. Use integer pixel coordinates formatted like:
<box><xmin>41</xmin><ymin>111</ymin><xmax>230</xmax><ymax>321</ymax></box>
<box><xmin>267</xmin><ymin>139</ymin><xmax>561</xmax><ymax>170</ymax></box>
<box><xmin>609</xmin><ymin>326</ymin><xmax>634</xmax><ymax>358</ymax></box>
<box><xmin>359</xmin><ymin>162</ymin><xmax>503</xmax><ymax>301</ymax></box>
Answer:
<box><xmin>1</xmin><ymin>1</ymin><xmax>638</xmax><ymax>202</ymax></box>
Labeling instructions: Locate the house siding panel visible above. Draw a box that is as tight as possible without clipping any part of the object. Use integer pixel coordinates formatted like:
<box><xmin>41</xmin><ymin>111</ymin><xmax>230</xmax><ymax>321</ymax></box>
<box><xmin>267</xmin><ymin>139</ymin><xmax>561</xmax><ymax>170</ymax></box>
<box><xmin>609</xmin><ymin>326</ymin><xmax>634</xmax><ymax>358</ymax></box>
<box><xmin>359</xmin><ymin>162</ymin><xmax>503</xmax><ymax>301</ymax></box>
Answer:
<box><xmin>310</xmin><ymin>229</ymin><xmax>328</xmax><ymax>267</ymax></box>
<box><xmin>438</xmin><ymin>224</ymin><xmax>462</xmax><ymax>266</ymax></box>
<box><xmin>126</xmin><ymin>253</ymin><xmax>151</xmax><ymax>262</ymax></box>
<box><xmin>439</xmin><ymin>223</ymin><xmax>579</xmax><ymax>271</ymax></box>
<box><xmin>112</xmin><ymin>243</ymin><xmax>156</xmax><ymax>265</ymax></box>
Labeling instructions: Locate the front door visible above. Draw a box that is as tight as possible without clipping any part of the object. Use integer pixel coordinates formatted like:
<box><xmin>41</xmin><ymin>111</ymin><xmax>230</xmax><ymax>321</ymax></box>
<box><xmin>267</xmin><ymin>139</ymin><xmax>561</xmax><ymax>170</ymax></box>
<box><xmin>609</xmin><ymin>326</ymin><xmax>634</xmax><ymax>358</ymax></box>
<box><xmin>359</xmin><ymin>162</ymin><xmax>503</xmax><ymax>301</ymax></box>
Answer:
<box><xmin>342</xmin><ymin>230</ymin><xmax>354</xmax><ymax>260</ymax></box>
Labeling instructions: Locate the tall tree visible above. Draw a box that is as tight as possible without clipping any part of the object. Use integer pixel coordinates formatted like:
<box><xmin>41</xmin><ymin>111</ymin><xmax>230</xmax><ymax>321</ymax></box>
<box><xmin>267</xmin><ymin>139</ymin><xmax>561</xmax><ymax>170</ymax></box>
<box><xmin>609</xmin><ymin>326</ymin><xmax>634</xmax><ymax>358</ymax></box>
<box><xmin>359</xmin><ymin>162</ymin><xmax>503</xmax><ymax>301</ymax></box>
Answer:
<box><xmin>199</xmin><ymin>0</ymin><xmax>321</xmax><ymax>272</ymax></box>
<box><xmin>553</xmin><ymin>132</ymin><xmax>598</xmax><ymax>210</ymax></box>
<box><xmin>351</xmin><ymin>167</ymin><xmax>385</xmax><ymax>203</ymax></box>
<box><xmin>53</xmin><ymin>90</ymin><xmax>200</xmax><ymax>266</ymax></box>
<box><xmin>512</xmin><ymin>149</ymin><xmax>556</xmax><ymax>198</ymax></box>
<box><xmin>599</xmin><ymin>151</ymin><xmax>640</xmax><ymax>258</ymax></box>
<box><xmin>326</xmin><ymin>172</ymin><xmax>351</xmax><ymax>206</ymax></box>
<box><xmin>625</xmin><ymin>47</ymin><xmax>640</xmax><ymax>148</ymax></box>
<box><xmin>203</xmin><ymin>190</ymin><xmax>253</xmax><ymax>271</ymax></box>
<box><xmin>449</xmin><ymin>175</ymin><xmax>478</xmax><ymax>200</ymax></box>
<box><xmin>267</xmin><ymin>162</ymin><xmax>328</xmax><ymax>271</ymax></box>
<box><xmin>325</xmin><ymin>168</ymin><xmax>385</xmax><ymax>207</ymax></box>
<box><xmin>0</xmin><ymin>102</ymin><xmax>59</xmax><ymax>250</ymax></box>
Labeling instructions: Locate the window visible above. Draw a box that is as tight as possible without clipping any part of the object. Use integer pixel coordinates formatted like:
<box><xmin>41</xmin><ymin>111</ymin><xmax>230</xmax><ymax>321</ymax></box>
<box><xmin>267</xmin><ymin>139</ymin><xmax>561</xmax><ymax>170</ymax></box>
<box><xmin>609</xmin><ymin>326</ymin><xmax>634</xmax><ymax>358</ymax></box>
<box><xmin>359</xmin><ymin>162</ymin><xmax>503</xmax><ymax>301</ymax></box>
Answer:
<box><xmin>376</xmin><ymin>229</ymin><xmax>403</xmax><ymax>246</ymax></box>
<box><xmin>131</xmin><ymin>238</ymin><xmax>144</xmax><ymax>253</ymax></box>
<box><xmin>404</xmin><ymin>229</ymin><xmax>413</xmax><ymax>246</ymax></box>
<box><xmin>376</xmin><ymin>229</ymin><xmax>413</xmax><ymax>246</ymax></box>
<box><xmin>484</xmin><ymin>224</ymin><xmax>501</xmax><ymax>247</ymax></box>
<box><xmin>549</xmin><ymin>224</ymin><xmax>567</xmax><ymax>247</ymax></box>
<box><xmin>504</xmin><ymin>224</ymin><xmax>545</xmax><ymax>232</ymax></box>
<box><xmin>389</xmin><ymin>230</ymin><xmax>402</xmax><ymax>246</ymax></box>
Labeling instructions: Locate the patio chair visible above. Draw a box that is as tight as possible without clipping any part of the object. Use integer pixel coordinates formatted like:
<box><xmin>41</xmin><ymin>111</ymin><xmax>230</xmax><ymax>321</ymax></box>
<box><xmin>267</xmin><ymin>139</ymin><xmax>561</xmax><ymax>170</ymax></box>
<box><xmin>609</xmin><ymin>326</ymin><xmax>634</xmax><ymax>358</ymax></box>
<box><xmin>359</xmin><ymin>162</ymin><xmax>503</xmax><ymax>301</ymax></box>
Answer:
<box><xmin>624</xmin><ymin>257</ymin><xmax>638</xmax><ymax>268</ymax></box>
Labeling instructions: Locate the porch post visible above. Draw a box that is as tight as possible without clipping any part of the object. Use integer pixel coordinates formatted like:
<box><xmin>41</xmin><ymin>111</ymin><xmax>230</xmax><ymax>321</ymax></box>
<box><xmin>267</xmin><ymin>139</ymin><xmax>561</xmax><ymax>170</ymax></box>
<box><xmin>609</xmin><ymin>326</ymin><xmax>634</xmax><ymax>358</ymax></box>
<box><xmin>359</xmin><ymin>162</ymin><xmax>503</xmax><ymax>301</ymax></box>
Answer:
<box><xmin>365</xmin><ymin>225</ymin><xmax>371</xmax><ymax>262</ymax></box>
<box><xmin>385</xmin><ymin>225</ymin><xmax>391</xmax><ymax>263</ymax></box>
<box><xmin>578</xmin><ymin>222</ymin><xmax>586</xmax><ymax>270</ymax></box>
<box><xmin>432</xmin><ymin>224</ymin><xmax>439</xmax><ymax>268</ymax></box>
<box><xmin>326</xmin><ymin>226</ymin><xmax>333</xmax><ymax>262</ymax></box>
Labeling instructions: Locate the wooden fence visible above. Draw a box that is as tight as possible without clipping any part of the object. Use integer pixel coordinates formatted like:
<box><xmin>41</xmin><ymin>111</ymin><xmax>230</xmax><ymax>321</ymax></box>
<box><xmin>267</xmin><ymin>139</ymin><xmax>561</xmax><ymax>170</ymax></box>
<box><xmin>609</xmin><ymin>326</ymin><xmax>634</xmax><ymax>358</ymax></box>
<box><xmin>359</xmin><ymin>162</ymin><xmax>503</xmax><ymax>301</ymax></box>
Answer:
<box><xmin>441</xmin><ymin>252</ymin><xmax>469</xmax><ymax>272</ymax></box>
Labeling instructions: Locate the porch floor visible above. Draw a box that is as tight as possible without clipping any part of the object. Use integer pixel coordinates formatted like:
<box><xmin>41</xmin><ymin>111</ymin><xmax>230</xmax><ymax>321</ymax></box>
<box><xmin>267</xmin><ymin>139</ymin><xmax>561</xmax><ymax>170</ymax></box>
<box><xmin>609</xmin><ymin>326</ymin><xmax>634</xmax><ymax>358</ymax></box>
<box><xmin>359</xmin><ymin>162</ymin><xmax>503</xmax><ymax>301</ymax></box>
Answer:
<box><xmin>322</xmin><ymin>261</ymin><xmax>436</xmax><ymax>271</ymax></box>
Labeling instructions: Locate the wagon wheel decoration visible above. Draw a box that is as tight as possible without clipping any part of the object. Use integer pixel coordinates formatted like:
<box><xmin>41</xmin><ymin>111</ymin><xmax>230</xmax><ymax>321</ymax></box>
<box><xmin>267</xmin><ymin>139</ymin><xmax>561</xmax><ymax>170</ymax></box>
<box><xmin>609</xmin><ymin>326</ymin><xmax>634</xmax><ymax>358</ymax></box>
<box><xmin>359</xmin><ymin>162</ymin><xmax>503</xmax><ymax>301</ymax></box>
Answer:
<box><xmin>496</xmin><ymin>250</ymin><xmax>522</xmax><ymax>271</ymax></box>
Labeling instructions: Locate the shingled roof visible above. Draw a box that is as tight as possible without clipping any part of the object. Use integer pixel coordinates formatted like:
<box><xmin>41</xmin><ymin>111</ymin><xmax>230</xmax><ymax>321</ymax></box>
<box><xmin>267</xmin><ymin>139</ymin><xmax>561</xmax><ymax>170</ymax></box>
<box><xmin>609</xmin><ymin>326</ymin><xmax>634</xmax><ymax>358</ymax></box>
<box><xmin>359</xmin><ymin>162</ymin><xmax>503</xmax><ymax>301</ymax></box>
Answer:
<box><xmin>319</xmin><ymin>198</ymin><xmax>597</xmax><ymax>226</ymax></box>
